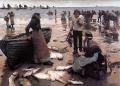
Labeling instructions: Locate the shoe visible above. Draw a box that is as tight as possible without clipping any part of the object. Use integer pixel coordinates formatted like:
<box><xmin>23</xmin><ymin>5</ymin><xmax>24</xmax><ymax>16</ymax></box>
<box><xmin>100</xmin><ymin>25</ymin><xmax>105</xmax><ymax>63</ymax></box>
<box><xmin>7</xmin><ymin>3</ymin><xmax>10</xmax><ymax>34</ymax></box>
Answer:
<box><xmin>43</xmin><ymin>61</ymin><xmax>53</xmax><ymax>66</ymax></box>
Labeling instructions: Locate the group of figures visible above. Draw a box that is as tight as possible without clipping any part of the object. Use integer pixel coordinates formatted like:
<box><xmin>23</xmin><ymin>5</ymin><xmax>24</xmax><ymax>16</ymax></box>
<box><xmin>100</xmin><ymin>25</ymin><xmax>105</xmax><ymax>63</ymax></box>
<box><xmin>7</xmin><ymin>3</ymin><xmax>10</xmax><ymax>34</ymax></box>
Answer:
<box><xmin>65</xmin><ymin>9</ymin><xmax>118</xmax><ymax>79</ymax></box>
<box><xmin>61</xmin><ymin>9</ymin><xmax>120</xmax><ymax>44</ymax></box>
<box><xmin>2</xmin><ymin>9</ymin><xmax>119</xmax><ymax>80</ymax></box>
<box><xmin>4</xmin><ymin>11</ymin><xmax>15</xmax><ymax>36</ymax></box>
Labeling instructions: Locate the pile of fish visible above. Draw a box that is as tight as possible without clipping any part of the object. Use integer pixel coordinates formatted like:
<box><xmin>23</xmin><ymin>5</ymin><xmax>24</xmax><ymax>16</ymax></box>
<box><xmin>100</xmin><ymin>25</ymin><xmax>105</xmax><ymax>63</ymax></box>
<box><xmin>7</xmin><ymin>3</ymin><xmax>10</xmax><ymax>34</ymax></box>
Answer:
<box><xmin>50</xmin><ymin>52</ymin><xmax>63</xmax><ymax>60</ymax></box>
<box><xmin>9</xmin><ymin>65</ymin><xmax>84</xmax><ymax>86</ymax></box>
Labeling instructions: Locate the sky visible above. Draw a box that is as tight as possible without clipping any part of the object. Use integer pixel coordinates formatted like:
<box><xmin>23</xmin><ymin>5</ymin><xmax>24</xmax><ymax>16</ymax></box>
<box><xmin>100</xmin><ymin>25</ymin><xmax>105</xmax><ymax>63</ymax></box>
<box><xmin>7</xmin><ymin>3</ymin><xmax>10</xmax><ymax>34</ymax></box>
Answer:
<box><xmin>0</xmin><ymin>0</ymin><xmax>120</xmax><ymax>7</ymax></box>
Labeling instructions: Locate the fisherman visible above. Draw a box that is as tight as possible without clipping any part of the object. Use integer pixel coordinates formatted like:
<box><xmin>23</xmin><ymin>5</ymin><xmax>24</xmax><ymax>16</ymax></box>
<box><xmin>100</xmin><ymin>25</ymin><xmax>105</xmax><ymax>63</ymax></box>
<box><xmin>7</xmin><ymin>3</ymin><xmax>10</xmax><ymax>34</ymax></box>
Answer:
<box><xmin>61</xmin><ymin>12</ymin><xmax>67</xmax><ymax>31</ymax></box>
<box><xmin>25</xmin><ymin>13</ymin><xmax>53</xmax><ymax>65</ymax></box>
<box><xmin>68</xmin><ymin>11</ymin><xmax>72</xmax><ymax>28</ymax></box>
<box><xmin>103</xmin><ymin>11</ymin><xmax>110</xmax><ymax>31</ymax></box>
<box><xmin>115</xmin><ymin>11</ymin><xmax>120</xmax><ymax>28</ymax></box>
<box><xmin>98</xmin><ymin>10</ymin><xmax>102</xmax><ymax>23</ymax></box>
<box><xmin>111</xmin><ymin>11</ymin><xmax>119</xmax><ymax>30</ymax></box>
<box><xmin>4</xmin><ymin>15</ymin><xmax>9</xmax><ymax>29</ymax></box>
<box><xmin>91</xmin><ymin>10</ymin><xmax>96</xmax><ymax>22</ymax></box>
<box><xmin>84</xmin><ymin>11</ymin><xmax>91</xmax><ymax>30</ymax></box>
<box><xmin>8</xmin><ymin>11</ymin><xmax>15</xmax><ymax>31</ymax></box>
<box><xmin>4</xmin><ymin>15</ymin><xmax>12</xmax><ymax>36</ymax></box>
<box><xmin>55</xmin><ymin>9</ymin><xmax>57</xmax><ymax>23</ymax></box>
<box><xmin>2</xmin><ymin>4</ymin><xmax>5</xmax><ymax>9</ymax></box>
<box><xmin>71</xmin><ymin>9</ymin><xmax>85</xmax><ymax>54</ymax></box>
<box><xmin>7</xmin><ymin>4</ymin><xmax>11</xmax><ymax>9</ymax></box>
<box><xmin>19</xmin><ymin>4</ymin><xmax>23</xmax><ymax>9</ymax></box>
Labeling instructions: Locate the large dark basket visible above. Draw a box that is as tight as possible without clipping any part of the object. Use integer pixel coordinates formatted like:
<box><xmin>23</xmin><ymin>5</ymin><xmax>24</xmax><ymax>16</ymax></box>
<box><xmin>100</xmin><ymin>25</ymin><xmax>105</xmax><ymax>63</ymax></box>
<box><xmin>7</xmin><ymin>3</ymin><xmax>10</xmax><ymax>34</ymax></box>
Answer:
<box><xmin>0</xmin><ymin>27</ymin><xmax>52</xmax><ymax>69</ymax></box>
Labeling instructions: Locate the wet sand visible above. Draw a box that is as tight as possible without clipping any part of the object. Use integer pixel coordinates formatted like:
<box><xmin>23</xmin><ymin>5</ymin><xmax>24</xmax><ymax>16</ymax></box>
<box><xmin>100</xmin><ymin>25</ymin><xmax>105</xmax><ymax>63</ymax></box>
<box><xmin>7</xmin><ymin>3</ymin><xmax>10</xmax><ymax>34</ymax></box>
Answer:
<box><xmin>0</xmin><ymin>8</ymin><xmax>120</xmax><ymax>86</ymax></box>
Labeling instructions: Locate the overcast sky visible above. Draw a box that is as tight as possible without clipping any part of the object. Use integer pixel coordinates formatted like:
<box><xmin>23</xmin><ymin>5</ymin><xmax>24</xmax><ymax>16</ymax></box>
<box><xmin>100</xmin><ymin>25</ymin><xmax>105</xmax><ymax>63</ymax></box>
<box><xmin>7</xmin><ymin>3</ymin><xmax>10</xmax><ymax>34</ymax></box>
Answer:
<box><xmin>0</xmin><ymin>0</ymin><xmax>120</xmax><ymax>7</ymax></box>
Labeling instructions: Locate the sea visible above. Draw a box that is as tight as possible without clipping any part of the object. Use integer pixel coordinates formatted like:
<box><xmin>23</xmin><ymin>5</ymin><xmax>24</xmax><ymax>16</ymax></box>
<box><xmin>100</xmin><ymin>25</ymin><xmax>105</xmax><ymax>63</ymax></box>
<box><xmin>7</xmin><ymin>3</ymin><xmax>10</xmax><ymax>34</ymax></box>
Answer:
<box><xmin>0</xmin><ymin>0</ymin><xmax>120</xmax><ymax>35</ymax></box>
<box><xmin>0</xmin><ymin>0</ymin><xmax>120</xmax><ymax>7</ymax></box>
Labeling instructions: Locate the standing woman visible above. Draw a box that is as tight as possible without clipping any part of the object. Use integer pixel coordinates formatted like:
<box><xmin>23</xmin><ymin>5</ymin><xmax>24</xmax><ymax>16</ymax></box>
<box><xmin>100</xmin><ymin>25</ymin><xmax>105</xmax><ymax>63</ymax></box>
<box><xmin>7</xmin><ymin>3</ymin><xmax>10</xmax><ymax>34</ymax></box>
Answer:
<box><xmin>71</xmin><ymin>9</ymin><xmax>85</xmax><ymax>54</ymax></box>
<box><xmin>25</xmin><ymin>13</ymin><xmax>53</xmax><ymax>65</ymax></box>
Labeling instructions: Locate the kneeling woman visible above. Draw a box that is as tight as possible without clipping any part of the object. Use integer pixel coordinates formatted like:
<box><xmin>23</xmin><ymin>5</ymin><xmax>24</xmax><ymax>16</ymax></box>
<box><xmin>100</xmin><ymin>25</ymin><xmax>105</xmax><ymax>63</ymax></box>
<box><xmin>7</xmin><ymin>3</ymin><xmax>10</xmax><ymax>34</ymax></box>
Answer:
<box><xmin>25</xmin><ymin>13</ymin><xmax>53</xmax><ymax>65</ymax></box>
<box><xmin>72</xmin><ymin>45</ymin><xmax>101</xmax><ymax>72</ymax></box>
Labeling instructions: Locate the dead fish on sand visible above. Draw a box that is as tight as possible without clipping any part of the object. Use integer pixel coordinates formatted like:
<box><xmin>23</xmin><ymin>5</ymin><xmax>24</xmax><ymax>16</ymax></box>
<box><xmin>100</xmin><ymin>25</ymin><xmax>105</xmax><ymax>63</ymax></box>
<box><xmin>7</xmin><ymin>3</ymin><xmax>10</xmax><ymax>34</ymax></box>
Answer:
<box><xmin>33</xmin><ymin>71</ymin><xmax>66</xmax><ymax>82</ymax></box>
<box><xmin>50</xmin><ymin>52</ymin><xmax>63</xmax><ymax>60</ymax></box>
<box><xmin>9</xmin><ymin>72</ymin><xmax>18</xmax><ymax>86</ymax></box>
<box><xmin>34</xmin><ymin>73</ymin><xmax>50</xmax><ymax>80</ymax></box>
<box><xmin>23</xmin><ymin>68</ymin><xmax>41</xmax><ymax>77</ymax></box>
<box><xmin>68</xmin><ymin>80</ymin><xmax>84</xmax><ymax>85</ymax></box>
<box><xmin>55</xmin><ymin>65</ymin><xmax>72</xmax><ymax>71</ymax></box>
<box><xmin>48</xmin><ymin>46</ymin><xmax>59</xmax><ymax>51</ymax></box>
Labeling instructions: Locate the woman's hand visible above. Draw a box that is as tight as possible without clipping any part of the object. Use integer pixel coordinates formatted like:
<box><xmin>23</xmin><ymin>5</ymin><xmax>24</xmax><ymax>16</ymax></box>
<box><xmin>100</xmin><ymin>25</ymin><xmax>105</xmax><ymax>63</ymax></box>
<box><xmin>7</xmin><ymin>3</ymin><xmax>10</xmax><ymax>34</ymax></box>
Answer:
<box><xmin>27</xmin><ymin>36</ymin><xmax>31</xmax><ymax>40</ymax></box>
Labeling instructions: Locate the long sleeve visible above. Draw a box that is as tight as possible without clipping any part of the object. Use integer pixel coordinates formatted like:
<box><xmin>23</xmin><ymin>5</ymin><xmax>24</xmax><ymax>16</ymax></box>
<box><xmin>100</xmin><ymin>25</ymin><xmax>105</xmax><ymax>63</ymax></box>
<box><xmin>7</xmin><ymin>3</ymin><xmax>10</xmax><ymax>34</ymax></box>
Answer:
<box><xmin>72</xmin><ymin>53</ymin><xmax>99</xmax><ymax>72</ymax></box>
<box><xmin>25</xmin><ymin>23</ymin><xmax>31</xmax><ymax>36</ymax></box>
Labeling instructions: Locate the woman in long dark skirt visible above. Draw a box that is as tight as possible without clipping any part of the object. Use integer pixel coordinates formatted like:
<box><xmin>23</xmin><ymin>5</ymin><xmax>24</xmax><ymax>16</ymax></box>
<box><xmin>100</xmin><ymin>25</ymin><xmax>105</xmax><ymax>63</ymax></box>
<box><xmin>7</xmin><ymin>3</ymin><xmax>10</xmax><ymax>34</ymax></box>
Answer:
<box><xmin>25</xmin><ymin>13</ymin><xmax>53</xmax><ymax>65</ymax></box>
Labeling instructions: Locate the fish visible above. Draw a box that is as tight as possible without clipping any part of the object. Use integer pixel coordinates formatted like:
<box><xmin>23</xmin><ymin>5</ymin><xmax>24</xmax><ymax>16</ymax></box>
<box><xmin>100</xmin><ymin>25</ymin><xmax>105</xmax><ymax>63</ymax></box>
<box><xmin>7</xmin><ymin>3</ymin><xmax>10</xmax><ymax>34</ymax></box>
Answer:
<box><xmin>34</xmin><ymin>73</ymin><xmax>50</xmax><ymax>80</ymax></box>
<box><xmin>50</xmin><ymin>52</ymin><xmax>63</xmax><ymax>60</ymax></box>
<box><xmin>55</xmin><ymin>65</ymin><xmax>72</xmax><ymax>71</ymax></box>
<box><xmin>68</xmin><ymin>80</ymin><xmax>84</xmax><ymax>85</ymax></box>
<box><xmin>9</xmin><ymin>72</ymin><xmax>18</xmax><ymax>86</ymax></box>
<box><xmin>23</xmin><ymin>68</ymin><xmax>41</xmax><ymax>77</ymax></box>
<box><xmin>47</xmin><ymin>71</ymin><xmax>65</xmax><ymax>81</ymax></box>
<box><xmin>33</xmin><ymin>71</ymin><xmax>66</xmax><ymax>82</ymax></box>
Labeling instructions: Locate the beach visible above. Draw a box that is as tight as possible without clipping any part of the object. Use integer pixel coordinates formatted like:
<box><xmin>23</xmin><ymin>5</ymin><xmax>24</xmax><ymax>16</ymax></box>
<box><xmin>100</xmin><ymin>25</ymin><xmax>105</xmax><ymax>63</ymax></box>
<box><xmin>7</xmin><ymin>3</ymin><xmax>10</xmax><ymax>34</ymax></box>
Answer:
<box><xmin>0</xmin><ymin>7</ymin><xmax>120</xmax><ymax>86</ymax></box>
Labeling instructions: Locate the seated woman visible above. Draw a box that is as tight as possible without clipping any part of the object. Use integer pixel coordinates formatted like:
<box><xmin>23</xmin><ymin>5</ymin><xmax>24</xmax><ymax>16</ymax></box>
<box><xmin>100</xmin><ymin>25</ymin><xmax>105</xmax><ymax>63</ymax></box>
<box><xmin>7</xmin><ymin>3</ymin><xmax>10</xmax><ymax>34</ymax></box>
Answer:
<box><xmin>72</xmin><ymin>45</ymin><xmax>101</xmax><ymax>72</ymax></box>
<box><xmin>25</xmin><ymin>13</ymin><xmax>53</xmax><ymax>65</ymax></box>
<box><xmin>71</xmin><ymin>32</ymin><xmax>102</xmax><ymax>72</ymax></box>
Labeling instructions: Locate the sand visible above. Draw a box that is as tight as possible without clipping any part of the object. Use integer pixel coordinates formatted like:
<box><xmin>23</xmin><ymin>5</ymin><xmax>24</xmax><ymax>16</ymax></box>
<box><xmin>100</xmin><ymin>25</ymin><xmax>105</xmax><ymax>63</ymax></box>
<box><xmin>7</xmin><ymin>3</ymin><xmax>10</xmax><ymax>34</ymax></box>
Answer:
<box><xmin>0</xmin><ymin>7</ymin><xmax>120</xmax><ymax>86</ymax></box>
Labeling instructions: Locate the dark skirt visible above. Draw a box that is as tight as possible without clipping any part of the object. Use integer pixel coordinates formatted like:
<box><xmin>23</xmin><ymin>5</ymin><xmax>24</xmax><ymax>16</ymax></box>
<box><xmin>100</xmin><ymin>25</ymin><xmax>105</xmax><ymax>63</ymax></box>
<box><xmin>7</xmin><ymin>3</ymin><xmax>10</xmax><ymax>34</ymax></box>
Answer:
<box><xmin>31</xmin><ymin>30</ymin><xmax>50</xmax><ymax>63</ymax></box>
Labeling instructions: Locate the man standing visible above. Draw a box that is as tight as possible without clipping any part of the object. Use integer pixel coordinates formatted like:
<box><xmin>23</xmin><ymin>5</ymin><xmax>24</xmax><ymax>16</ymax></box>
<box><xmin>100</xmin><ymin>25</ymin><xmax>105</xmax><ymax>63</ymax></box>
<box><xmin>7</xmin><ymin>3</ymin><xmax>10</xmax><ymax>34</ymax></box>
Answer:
<box><xmin>71</xmin><ymin>9</ymin><xmax>85</xmax><ymax>54</ymax></box>
<box><xmin>98</xmin><ymin>10</ymin><xmax>102</xmax><ymax>23</ymax></box>
<box><xmin>4</xmin><ymin>15</ymin><xmax>9</xmax><ymax>29</ymax></box>
<box><xmin>9</xmin><ymin>11</ymin><xmax>15</xmax><ymax>30</ymax></box>
<box><xmin>61</xmin><ymin>12</ymin><xmax>67</xmax><ymax>31</ymax></box>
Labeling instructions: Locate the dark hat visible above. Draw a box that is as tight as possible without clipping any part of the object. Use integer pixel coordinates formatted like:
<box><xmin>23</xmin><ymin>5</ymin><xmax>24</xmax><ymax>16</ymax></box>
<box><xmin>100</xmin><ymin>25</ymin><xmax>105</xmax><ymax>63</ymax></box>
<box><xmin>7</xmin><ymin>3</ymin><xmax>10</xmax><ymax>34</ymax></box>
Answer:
<box><xmin>73</xmin><ymin>9</ymin><xmax>80</xmax><ymax>15</ymax></box>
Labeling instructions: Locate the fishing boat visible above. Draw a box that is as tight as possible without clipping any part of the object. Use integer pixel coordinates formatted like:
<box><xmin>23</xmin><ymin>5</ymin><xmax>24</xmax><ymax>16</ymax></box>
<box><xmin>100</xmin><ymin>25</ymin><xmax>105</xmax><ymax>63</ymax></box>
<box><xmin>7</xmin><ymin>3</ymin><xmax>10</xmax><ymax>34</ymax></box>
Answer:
<box><xmin>0</xmin><ymin>27</ymin><xmax>52</xmax><ymax>69</ymax></box>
